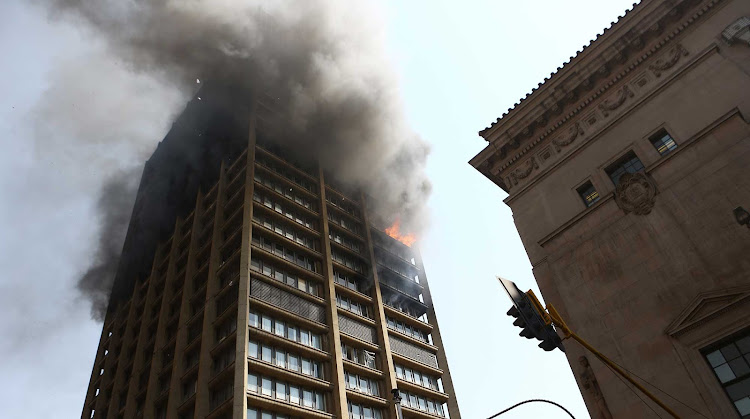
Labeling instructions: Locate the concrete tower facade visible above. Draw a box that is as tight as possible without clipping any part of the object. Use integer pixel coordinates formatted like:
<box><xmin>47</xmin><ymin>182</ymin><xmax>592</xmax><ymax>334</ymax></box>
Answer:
<box><xmin>81</xmin><ymin>91</ymin><xmax>461</xmax><ymax>419</ymax></box>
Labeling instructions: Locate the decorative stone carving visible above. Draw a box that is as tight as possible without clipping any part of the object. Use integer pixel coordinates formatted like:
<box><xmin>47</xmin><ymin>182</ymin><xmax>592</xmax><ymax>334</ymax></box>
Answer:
<box><xmin>538</xmin><ymin>146</ymin><xmax>554</xmax><ymax>163</ymax></box>
<box><xmin>722</xmin><ymin>17</ymin><xmax>750</xmax><ymax>45</ymax></box>
<box><xmin>510</xmin><ymin>157</ymin><xmax>538</xmax><ymax>186</ymax></box>
<box><xmin>585</xmin><ymin>112</ymin><xmax>598</xmax><ymax>127</ymax></box>
<box><xmin>629</xmin><ymin>36</ymin><xmax>644</xmax><ymax>50</ymax></box>
<box><xmin>552</xmin><ymin>122</ymin><xmax>584</xmax><ymax>151</ymax></box>
<box><xmin>598</xmin><ymin>86</ymin><xmax>634</xmax><ymax>117</ymax></box>
<box><xmin>649</xmin><ymin>43</ymin><xmax>689</xmax><ymax>77</ymax></box>
<box><xmin>579</xmin><ymin>356</ymin><xmax>613</xmax><ymax>419</ymax></box>
<box><xmin>614</xmin><ymin>172</ymin><xmax>657</xmax><ymax>215</ymax></box>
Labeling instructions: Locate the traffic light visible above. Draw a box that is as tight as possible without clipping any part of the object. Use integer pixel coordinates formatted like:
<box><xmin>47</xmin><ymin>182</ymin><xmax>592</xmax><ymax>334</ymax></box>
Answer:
<box><xmin>499</xmin><ymin>277</ymin><xmax>564</xmax><ymax>352</ymax></box>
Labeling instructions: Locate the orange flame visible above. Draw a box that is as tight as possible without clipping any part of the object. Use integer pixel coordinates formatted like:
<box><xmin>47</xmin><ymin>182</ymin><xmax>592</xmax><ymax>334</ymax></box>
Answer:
<box><xmin>385</xmin><ymin>219</ymin><xmax>416</xmax><ymax>247</ymax></box>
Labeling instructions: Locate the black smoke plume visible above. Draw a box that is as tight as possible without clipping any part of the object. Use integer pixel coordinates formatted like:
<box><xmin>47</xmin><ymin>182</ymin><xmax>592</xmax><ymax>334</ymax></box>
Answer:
<box><xmin>77</xmin><ymin>172</ymin><xmax>138</xmax><ymax>321</ymax></box>
<box><xmin>37</xmin><ymin>1</ymin><xmax>431</xmax><ymax>320</ymax></box>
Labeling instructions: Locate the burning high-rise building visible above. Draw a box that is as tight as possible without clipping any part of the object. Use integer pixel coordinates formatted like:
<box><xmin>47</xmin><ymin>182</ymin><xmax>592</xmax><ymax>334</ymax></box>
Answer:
<box><xmin>81</xmin><ymin>88</ymin><xmax>461</xmax><ymax>419</ymax></box>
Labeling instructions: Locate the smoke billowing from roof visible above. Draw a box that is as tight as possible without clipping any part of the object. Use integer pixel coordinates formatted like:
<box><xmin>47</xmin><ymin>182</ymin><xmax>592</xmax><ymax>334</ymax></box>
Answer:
<box><xmin>38</xmin><ymin>0</ymin><xmax>431</xmax><ymax>319</ymax></box>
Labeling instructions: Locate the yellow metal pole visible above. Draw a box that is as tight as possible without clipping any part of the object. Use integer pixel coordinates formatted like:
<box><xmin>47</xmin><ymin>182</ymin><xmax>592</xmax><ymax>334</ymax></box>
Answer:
<box><xmin>546</xmin><ymin>305</ymin><xmax>681</xmax><ymax>419</ymax></box>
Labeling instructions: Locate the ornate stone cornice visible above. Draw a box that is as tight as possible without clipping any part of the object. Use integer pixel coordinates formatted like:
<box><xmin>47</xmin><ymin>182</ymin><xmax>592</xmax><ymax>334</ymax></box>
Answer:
<box><xmin>551</xmin><ymin>122</ymin><xmax>584</xmax><ymax>151</ymax></box>
<box><xmin>598</xmin><ymin>85</ymin><xmax>634</xmax><ymax>116</ymax></box>
<box><xmin>473</xmin><ymin>0</ymin><xmax>723</xmax><ymax>193</ymax></box>
<box><xmin>649</xmin><ymin>43</ymin><xmax>690</xmax><ymax>76</ymax></box>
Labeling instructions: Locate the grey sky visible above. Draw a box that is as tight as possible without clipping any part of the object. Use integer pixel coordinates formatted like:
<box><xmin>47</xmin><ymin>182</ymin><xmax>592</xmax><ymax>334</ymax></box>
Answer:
<box><xmin>0</xmin><ymin>1</ymin><xmax>635</xmax><ymax>418</ymax></box>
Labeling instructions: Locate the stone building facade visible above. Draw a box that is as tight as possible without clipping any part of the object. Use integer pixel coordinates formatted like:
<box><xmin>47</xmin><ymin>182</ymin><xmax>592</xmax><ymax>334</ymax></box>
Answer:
<box><xmin>470</xmin><ymin>0</ymin><xmax>750</xmax><ymax>417</ymax></box>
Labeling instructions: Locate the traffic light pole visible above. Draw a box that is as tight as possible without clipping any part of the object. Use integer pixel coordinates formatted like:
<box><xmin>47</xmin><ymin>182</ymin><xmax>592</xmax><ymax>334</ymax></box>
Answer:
<box><xmin>499</xmin><ymin>278</ymin><xmax>681</xmax><ymax>418</ymax></box>
<box><xmin>543</xmin><ymin>303</ymin><xmax>681</xmax><ymax>419</ymax></box>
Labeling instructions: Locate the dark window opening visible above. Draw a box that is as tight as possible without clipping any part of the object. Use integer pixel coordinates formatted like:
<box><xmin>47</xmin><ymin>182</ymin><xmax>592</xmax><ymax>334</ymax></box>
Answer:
<box><xmin>577</xmin><ymin>181</ymin><xmax>600</xmax><ymax>208</ymax></box>
<box><xmin>605</xmin><ymin>151</ymin><xmax>645</xmax><ymax>186</ymax></box>
<box><xmin>702</xmin><ymin>328</ymin><xmax>750</xmax><ymax>417</ymax></box>
<box><xmin>650</xmin><ymin>129</ymin><xmax>678</xmax><ymax>156</ymax></box>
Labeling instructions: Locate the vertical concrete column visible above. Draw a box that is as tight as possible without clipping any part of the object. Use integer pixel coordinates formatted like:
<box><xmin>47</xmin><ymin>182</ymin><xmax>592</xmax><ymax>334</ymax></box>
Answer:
<box><xmin>158</xmin><ymin>218</ymin><xmax>186</xmax><ymax>418</ymax></box>
<box><xmin>113</xmin><ymin>280</ymin><xmax>140</xmax><ymax>417</ymax></box>
<box><xmin>318</xmin><ymin>172</ymin><xmax>350</xmax><ymax>419</ymax></box>
<box><xmin>126</xmin><ymin>212</ymin><xmax>196</xmax><ymax>418</ymax></box>
<box><xmin>359</xmin><ymin>198</ymin><xmax>399</xmax><ymax>419</ymax></box>
<box><xmin>160</xmin><ymin>207</ymin><xmax>202</xmax><ymax>417</ymax></box>
<box><xmin>414</xmin><ymin>255</ymin><xmax>461</xmax><ymax>419</ymax></box>
<box><xmin>140</xmin><ymin>236</ymin><xmax>175</xmax><ymax>416</ymax></box>
<box><xmin>81</xmin><ymin>317</ymin><xmax>111</xmax><ymax>418</ymax></box>
<box><xmin>193</xmin><ymin>161</ymin><xmax>228</xmax><ymax>418</ymax></box>
<box><xmin>90</xmin><ymin>306</ymin><xmax>126</xmax><ymax>418</ymax></box>
<box><xmin>146</xmin><ymin>218</ymin><xmax>182</xmax><ymax>418</ymax></box>
<box><xmin>231</xmin><ymin>110</ymin><xmax>257</xmax><ymax>419</ymax></box>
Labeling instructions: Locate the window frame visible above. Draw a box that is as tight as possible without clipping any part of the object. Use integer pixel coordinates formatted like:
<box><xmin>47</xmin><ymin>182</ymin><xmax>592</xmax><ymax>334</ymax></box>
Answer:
<box><xmin>576</xmin><ymin>180</ymin><xmax>601</xmax><ymax>208</ymax></box>
<box><xmin>648</xmin><ymin>128</ymin><xmax>678</xmax><ymax>156</ymax></box>
<box><xmin>701</xmin><ymin>328</ymin><xmax>750</xmax><ymax>418</ymax></box>
<box><xmin>605</xmin><ymin>150</ymin><xmax>645</xmax><ymax>186</ymax></box>
<box><xmin>666</xmin><ymin>287</ymin><xmax>750</xmax><ymax>419</ymax></box>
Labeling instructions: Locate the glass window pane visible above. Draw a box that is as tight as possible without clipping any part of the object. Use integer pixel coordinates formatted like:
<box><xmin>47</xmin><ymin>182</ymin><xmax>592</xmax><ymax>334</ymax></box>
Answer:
<box><xmin>707</xmin><ymin>350</ymin><xmax>726</xmax><ymax>367</ymax></box>
<box><xmin>722</xmin><ymin>344</ymin><xmax>742</xmax><ymax>361</ymax></box>
<box><xmin>275</xmin><ymin>320</ymin><xmax>285</xmax><ymax>337</ymax></box>
<box><xmin>262</xmin><ymin>345</ymin><xmax>272</xmax><ymax>362</ymax></box>
<box><xmin>303</xmin><ymin>390</ymin><xmax>313</xmax><ymax>407</ymax></box>
<box><xmin>302</xmin><ymin>359</ymin><xmax>311</xmax><ymax>375</ymax></box>
<box><xmin>288</xmin><ymin>326</ymin><xmax>298</xmax><ymax>341</ymax></box>
<box><xmin>247</xmin><ymin>408</ymin><xmax>257</xmax><ymax>419</ymax></box>
<box><xmin>735</xmin><ymin>397</ymin><xmax>750</xmax><ymax>416</ymax></box>
<box><xmin>729</xmin><ymin>357</ymin><xmax>750</xmax><ymax>377</ymax></box>
<box><xmin>314</xmin><ymin>361</ymin><xmax>321</xmax><ymax>378</ymax></box>
<box><xmin>248</xmin><ymin>311</ymin><xmax>259</xmax><ymax>327</ymax></box>
<box><xmin>727</xmin><ymin>377</ymin><xmax>750</xmax><ymax>401</ymax></box>
<box><xmin>289</xmin><ymin>355</ymin><xmax>299</xmax><ymax>371</ymax></box>
<box><xmin>261</xmin><ymin>378</ymin><xmax>272</xmax><ymax>396</ymax></box>
<box><xmin>316</xmin><ymin>393</ymin><xmax>324</xmax><ymax>410</ymax></box>
<box><xmin>275</xmin><ymin>350</ymin><xmax>286</xmax><ymax>368</ymax></box>
<box><xmin>248</xmin><ymin>341</ymin><xmax>258</xmax><ymax>358</ymax></box>
<box><xmin>290</xmin><ymin>386</ymin><xmax>300</xmax><ymax>404</ymax></box>
<box><xmin>737</xmin><ymin>336</ymin><xmax>750</xmax><ymax>354</ymax></box>
<box><xmin>247</xmin><ymin>374</ymin><xmax>258</xmax><ymax>392</ymax></box>
<box><xmin>276</xmin><ymin>382</ymin><xmax>287</xmax><ymax>400</ymax></box>
<box><xmin>312</xmin><ymin>334</ymin><xmax>321</xmax><ymax>349</ymax></box>
<box><xmin>301</xmin><ymin>330</ymin><xmax>310</xmax><ymax>346</ymax></box>
<box><xmin>261</xmin><ymin>316</ymin><xmax>272</xmax><ymax>332</ymax></box>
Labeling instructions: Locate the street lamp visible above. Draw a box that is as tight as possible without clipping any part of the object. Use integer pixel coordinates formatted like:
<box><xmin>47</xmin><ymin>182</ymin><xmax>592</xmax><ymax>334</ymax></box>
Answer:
<box><xmin>734</xmin><ymin>206</ymin><xmax>750</xmax><ymax>228</ymax></box>
<box><xmin>392</xmin><ymin>389</ymin><xmax>403</xmax><ymax>419</ymax></box>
